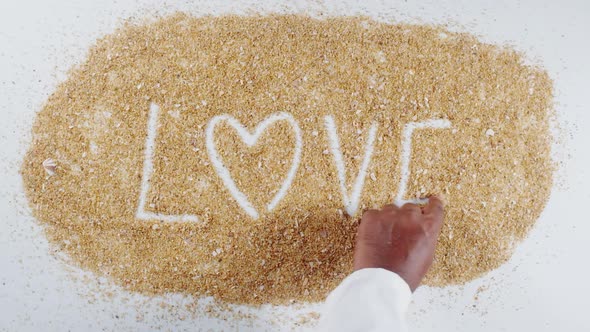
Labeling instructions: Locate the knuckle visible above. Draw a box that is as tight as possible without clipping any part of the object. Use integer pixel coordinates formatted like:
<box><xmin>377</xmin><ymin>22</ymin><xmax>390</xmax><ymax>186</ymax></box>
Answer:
<box><xmin>401</xmin><ymin>202</ymin><xmax>418</xmax><ymax>210</ymax></box>
<box><xmin>360</xmin><ymin>209</ymin><xmax>382</xmax><ymax>226</ymax></box>
<box><xmin>362</xmin><ymin>209</ymin><xmax>380</xmax><ymax>219</ymax></box>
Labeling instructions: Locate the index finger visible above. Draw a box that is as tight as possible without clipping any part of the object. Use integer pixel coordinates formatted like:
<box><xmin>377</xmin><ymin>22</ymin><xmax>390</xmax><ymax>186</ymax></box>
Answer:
<box><xmin>423</xmin><ymin>195</ymin><xmax>444</xmax><ymax>215</ymax></box>
<box><xmin>423</xmin><ymin>195</ymin><xmax>445</xmax><ymax>230</ymax></box>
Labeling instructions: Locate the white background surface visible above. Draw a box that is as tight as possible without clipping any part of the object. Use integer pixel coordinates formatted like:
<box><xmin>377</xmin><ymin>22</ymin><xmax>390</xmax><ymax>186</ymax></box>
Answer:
<box><xmin>1</xmin><ymin>0</ymin><xmax>589</xmax><ymax>331</ymax></box>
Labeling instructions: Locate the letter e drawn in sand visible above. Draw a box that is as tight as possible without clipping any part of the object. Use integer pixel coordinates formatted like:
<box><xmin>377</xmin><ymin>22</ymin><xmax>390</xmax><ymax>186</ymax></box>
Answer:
<box><xmin>395</xmin><ymin>119</ymin><xmax>452</xmax><ymax>207</ymax></box>
<box><xmin>206</xmin><ymin>112</ymin><xmax>303</xmax><ymax>219</ymax></box>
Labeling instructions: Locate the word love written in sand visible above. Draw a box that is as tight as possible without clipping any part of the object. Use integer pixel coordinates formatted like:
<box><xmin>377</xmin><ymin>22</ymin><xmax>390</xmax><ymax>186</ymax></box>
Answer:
<box><xmin>22</xmin><ymin>15</ymin><xmax>554</xmax><ymax>304</ymax></box>
<box><xmin>136</xmin><ymin>103</ymin><xmax>451</xmax><ymax>221</ymax></box>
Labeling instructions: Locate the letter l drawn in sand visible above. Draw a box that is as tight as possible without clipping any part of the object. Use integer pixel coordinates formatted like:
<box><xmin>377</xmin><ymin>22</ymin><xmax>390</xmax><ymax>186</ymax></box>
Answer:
<box><xmin>136</xmin><ymin>103</ymin><xmax>199</xmax><ymax>222</ymax></box>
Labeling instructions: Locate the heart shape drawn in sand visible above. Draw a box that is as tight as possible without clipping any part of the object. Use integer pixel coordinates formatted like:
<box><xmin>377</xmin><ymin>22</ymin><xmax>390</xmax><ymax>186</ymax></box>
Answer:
<box><xmin>205</xmin><ymin>113</ymin><xmax>302</xmax><ymax>219</ymax></box>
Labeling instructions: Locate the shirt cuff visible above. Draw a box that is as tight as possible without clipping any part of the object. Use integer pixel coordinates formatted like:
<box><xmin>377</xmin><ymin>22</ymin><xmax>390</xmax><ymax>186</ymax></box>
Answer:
<box><xmin>316</xmin><ymin>268</ymin><xmax>412</xmax><ymax>332</ymax></box>
<box><xmin>333</xmin><ymin>268</ymin><xmax>412</xmax><ymax>314</ymax></box>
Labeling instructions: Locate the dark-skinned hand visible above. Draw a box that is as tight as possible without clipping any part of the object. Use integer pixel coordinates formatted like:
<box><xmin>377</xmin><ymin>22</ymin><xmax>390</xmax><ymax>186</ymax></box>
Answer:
<box><xmin>353</xmin><ymin>196</ymin><xmax>445</xmax><ymax>291</ymax></box>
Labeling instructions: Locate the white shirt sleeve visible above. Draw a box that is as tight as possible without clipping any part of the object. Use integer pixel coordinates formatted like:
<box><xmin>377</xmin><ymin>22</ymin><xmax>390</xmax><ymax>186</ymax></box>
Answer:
<box><xmin>315</xmin><ymin>268</ymin><xmax>412</xmax><ymax>332</ymax></box>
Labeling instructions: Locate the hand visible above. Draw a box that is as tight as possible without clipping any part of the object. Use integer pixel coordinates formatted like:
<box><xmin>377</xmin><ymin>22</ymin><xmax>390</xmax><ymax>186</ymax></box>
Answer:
<box><xmin>353</xmin><ymin>196</ymin><xmax>445</xmax><ymax>291</ymax></box>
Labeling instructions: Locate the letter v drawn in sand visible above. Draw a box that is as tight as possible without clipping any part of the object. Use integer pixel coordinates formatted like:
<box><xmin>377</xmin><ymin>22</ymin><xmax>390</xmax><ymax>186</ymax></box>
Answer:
<box><xmin>324</xmin><ymin>115</ymin><xmax>378</xmax><ymax>216</ymax></box>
